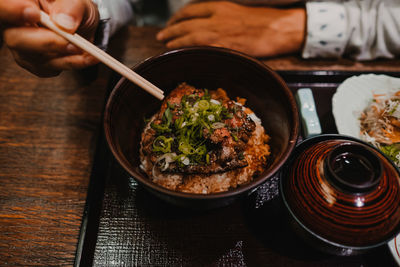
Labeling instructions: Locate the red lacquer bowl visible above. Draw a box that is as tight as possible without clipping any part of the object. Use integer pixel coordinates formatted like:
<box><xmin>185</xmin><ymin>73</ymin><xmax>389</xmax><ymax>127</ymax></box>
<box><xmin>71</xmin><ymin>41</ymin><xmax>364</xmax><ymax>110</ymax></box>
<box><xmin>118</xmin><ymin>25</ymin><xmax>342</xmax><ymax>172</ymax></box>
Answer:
<box><xmin>280</xmin><ymin>134</ymin><xmax>400</xmax><ymax>255</ymax></box>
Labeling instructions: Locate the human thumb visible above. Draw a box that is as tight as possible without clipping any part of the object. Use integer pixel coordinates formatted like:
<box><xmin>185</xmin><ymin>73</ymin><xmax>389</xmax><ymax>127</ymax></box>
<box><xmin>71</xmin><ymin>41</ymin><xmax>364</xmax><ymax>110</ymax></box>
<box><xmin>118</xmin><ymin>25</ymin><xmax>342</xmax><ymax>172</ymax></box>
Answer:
<box><xmin>49</xmin><ymin>0</ymin><xmax>85</xmax><ymax>33</ymax></box>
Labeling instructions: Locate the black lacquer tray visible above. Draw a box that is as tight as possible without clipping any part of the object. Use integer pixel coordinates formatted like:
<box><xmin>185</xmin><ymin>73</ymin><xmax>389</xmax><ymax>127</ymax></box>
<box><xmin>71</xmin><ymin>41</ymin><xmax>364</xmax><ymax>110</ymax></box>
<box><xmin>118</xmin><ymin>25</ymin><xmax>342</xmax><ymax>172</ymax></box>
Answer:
<box><xmin>75</xmin><ymin>71</ymin><xmax>400</xmax><ymax>267</ymax></box>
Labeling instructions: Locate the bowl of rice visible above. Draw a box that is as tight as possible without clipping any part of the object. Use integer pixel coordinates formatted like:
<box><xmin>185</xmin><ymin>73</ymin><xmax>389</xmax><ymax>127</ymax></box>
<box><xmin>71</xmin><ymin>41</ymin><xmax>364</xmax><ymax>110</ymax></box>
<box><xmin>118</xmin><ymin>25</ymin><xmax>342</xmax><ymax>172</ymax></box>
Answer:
<box><xmin>103</xmin><ymin>47</ymin><xmax>299</xmax><ymax>209</ymax></box>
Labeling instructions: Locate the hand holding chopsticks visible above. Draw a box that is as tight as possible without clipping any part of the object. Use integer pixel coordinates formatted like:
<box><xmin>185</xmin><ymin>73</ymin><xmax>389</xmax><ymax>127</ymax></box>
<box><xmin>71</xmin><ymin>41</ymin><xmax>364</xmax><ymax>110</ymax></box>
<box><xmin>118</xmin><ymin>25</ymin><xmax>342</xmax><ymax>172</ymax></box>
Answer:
<box><xmin>39</xmin><ymin>11</ymin><xmax>164</xmax><ymax>100</ymax></box>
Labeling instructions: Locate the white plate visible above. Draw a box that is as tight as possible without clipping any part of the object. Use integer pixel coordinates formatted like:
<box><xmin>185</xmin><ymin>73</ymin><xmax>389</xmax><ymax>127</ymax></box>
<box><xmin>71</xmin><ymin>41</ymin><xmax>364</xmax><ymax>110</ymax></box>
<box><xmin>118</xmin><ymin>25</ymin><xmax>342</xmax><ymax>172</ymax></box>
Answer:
<box><xmin>332</xmin><ymin>73</ymin><xmax>400</xmax><ymax>266</ymax></box>
<box><xmin>389</xmin><ymin>236</ymin><xmax>400</xmax><ymax>266</ymax></box>
<box><xmin>332</xmin><ymin>74</ymin><xmax>400</xmax><ymax>138</ymax></box>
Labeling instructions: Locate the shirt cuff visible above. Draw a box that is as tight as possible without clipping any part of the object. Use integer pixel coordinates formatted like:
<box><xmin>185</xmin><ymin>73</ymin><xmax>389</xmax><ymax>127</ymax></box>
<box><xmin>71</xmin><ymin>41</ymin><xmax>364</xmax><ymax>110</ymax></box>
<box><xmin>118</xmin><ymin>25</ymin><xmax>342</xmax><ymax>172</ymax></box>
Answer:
<box><xmin>93</xmin><ymin>18</ymin><xmax>111</xmax><ymax>51</ymax></box>
<box><xmin>302</xmin><ymin>1</ymin><xmax>348</xmax><ymax>58</ymax></box>
<box><xmin>92</xmin><ymin>0</ymin><xmax>133</xmax><ymax>36</ymax></box>
<box><xmin>92</xmin><ymin>0</ymin><xmax>111</xmax><ymax>50</ymax></box>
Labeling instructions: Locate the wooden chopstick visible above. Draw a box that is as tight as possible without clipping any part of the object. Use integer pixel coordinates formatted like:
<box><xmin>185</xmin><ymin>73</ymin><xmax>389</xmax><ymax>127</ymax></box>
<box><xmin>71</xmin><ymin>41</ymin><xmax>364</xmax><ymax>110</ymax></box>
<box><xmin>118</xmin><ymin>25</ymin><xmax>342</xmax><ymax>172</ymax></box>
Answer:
<box><xmin>39</xmin><ymin>11</ymin><xmax>164</xmax><ymax>100</ymax></box>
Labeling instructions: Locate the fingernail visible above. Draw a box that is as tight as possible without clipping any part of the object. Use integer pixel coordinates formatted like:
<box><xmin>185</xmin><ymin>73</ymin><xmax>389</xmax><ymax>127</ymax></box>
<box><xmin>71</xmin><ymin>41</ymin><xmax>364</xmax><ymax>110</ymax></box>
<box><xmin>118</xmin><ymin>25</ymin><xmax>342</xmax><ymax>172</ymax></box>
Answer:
<box><xmin>66</xmin><ymin>43</ymin><xmax>80</xmax><ymax>54</ymax></box>
<box><xmin>53</xmin><ymin>13</ymin><xmax>76</xmax><ymax>30</ymax></box>
<box><xmin>23</xmin><ymin>7</ymin><xmax>40</xmax><ymax>22</ymax></box>
<box><xmin>156</xmin><ymin>32</ymin><xmax>163</xmax><ymax>40</ymax></box>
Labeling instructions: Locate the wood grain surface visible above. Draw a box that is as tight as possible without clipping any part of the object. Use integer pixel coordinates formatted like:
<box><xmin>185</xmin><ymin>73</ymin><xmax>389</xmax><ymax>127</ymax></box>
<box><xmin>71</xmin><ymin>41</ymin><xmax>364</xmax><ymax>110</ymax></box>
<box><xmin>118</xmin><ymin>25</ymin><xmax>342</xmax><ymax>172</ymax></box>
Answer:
<box><xmin>0</xmin><ymin>45</ymin><xmax>108</xmax><ymax>265</ymax></box>
<box><xmin>0</xmin><ymin>25</ymin><xmax>399</xmax><ymax>266</ymax></box>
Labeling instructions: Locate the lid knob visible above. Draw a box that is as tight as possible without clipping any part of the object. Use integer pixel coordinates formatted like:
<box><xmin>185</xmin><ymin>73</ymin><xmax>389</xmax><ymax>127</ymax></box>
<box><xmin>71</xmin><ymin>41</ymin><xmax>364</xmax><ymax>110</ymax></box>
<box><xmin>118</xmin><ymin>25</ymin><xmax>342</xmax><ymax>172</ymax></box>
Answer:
<box><xmin>325</xmin><ymin>143</ymin><xmax>382</xmax><ymax>193</ymax></box>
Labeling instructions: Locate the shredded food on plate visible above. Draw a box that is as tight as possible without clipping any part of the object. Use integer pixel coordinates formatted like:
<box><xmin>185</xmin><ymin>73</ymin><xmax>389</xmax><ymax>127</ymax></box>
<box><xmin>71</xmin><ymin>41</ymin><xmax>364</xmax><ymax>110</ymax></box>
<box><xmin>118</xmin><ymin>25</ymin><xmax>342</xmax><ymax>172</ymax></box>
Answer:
<box><xmin>360</xmin><ymin>90</ymin><xmax>400</xmax><ymax>166</ymax></box>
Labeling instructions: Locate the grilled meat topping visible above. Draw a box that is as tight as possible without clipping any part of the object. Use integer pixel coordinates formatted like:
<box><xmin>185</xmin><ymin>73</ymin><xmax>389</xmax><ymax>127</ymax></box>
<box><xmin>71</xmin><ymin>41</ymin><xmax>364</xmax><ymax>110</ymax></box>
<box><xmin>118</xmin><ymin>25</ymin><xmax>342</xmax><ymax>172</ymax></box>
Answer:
<box><xmin>141</xmin><ymin>83</ymin><xmax>258</xmax><ymax>174</ymax></box>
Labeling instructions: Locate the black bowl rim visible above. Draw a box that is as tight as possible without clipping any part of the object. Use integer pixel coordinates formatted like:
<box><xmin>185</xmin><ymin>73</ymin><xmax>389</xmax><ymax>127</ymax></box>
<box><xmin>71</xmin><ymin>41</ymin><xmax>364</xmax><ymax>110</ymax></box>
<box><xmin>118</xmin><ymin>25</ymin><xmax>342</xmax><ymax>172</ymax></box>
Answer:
<box><xmin>104</xmin><ymin>46</ymin><xmax>299</xmax><ymax>201</ymax></box>
<box><xmin>279</xmin><ymin>133</ymin><xmax>400</xmax><ymax>250</ymax></box>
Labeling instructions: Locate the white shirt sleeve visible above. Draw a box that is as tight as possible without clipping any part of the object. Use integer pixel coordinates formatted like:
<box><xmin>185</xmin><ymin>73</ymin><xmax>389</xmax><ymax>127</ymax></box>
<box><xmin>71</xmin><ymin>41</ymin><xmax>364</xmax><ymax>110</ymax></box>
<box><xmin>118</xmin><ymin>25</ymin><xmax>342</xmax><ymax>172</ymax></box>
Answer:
<box><xmin>92</xmin><ymin>0</ymin><xmax>134</xmax><ymax>36</ymax></box>
<box><xmin>302</xmin><ymin>0</ymin><xmax>400</xmax><ymax>60</ymax></box>
<box><xmin>93</xmin><ymin>0</ymin><xmax>191</xmax><ymax>35</ymax></box>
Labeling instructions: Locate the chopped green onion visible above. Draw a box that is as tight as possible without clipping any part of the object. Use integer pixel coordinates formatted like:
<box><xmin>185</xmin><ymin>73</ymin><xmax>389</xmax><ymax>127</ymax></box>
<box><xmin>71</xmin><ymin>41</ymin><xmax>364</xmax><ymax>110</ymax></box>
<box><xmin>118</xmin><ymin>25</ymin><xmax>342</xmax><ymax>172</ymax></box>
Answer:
<box><xmin>151</xmin><ymin>122</ymin><xmax>171</xmax><ymax>133</ymax></box>
<box><xmin>389</xmin><ymin>103</ymin><xmax>399</xmax><ymax>115</ymax></box>
<box><xmin>164</xmin><ymin>108</ymin><xmax>173</xmax><ymax>125</ymax></box>
<box><xmin>178</xmin><ymin>140</ymin><xmax>196</xmax><ymax>155</ymax></box>
<box><xmin>149</xmin><ymin>88</ymin><xmax>244</xmax><ymax>166</ymax></box>
<box><xmin>198</xmin><ymin>100</ymin><xmax>210</xmax><ymax>110</ymax></box>
<box><xmin>232</xmin><ymin>133</ymin><xmax>239</xmax><ymax>142</ymax></box>
<box><xmin>167</xmin><ymin>102</ymin><xmax>176</xmax><ymax>109</ymax></box>
<box><xmin>153</xmin><ymin>136</ymin><xmax>173</xmax><ymax>153</ymax></box>
<box><xmin>211</xmin><ymin>122</ymin><xmax>225</xmax><ymax>129</ymax></box>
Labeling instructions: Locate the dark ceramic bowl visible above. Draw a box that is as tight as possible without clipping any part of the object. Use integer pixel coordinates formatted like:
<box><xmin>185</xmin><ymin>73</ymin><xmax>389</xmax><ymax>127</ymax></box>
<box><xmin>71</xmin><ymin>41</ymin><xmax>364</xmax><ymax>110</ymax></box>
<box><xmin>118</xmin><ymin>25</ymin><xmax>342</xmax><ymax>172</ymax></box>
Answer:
<box><xmin>104</xmin><ymin>47</ymin><xmax>299</xmax><ymax>209</ymax></box>
<box><xmin>280</xmin><ymin>134</ymin><xmax>400</xmax><ymax>256</ymax></box>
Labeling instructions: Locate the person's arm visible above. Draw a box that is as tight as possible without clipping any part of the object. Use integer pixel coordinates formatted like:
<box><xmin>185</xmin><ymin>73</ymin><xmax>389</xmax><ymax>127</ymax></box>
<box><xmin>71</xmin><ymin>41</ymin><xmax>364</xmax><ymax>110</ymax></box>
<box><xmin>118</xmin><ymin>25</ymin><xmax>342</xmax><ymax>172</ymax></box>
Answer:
<box><xmin>157</xmin><ymin>1</ymin><xmax>306</xmax><ymax>58</ymax></box>
<box><xmin>303</xmin><ymin>0</ymin><xmax>400</xmax><ymax>60</ymax></box>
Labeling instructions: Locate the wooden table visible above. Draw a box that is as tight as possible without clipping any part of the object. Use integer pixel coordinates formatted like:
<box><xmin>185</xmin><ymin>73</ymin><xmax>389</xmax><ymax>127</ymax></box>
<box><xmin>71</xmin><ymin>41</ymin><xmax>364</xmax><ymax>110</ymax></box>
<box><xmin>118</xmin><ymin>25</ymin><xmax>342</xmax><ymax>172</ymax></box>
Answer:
<box><xmin>0</xmin><ymin>26</ymin><xmax>399</xmax><ymax>266</ymax></box>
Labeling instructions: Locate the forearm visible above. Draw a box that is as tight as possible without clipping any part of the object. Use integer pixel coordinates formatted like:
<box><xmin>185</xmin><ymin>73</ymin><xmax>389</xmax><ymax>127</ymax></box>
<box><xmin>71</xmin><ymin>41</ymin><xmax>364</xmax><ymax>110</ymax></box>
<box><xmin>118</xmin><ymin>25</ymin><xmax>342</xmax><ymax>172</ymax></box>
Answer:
<box><xmin>303</xmin><ymin>0</ymin><xmax>400</xmax><ymax>60</ymax></box>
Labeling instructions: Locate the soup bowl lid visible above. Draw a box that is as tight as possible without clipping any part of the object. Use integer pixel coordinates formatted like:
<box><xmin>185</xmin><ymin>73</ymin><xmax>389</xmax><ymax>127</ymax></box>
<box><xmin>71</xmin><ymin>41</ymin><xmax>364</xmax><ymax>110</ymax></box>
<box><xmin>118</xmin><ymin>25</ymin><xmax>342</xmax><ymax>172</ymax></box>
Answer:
<box><xmin>280</xmin><ymin>134</ymin><xmax>400</xmax><ymax>249</ymax></box>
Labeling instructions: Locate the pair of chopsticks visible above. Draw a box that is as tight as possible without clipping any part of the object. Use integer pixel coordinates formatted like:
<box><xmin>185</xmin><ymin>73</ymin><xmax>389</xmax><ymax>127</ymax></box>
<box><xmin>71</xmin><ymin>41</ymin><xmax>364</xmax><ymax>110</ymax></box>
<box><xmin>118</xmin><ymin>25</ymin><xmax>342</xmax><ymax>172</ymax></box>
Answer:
<box><xmin>39</xmin><ymin>11</ymin><xmax>164</xmax><ymax>100</ymax></box>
